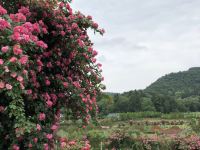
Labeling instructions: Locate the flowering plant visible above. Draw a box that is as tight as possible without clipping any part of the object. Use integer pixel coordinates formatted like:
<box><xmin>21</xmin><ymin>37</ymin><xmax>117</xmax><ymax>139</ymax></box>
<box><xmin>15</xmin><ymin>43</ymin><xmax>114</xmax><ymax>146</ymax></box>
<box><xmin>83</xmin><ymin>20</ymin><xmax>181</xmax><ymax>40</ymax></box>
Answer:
<box><xmin>0</xmin><ymin>0</ymin><xmax>104</xmax><ymax>149</ymax></box>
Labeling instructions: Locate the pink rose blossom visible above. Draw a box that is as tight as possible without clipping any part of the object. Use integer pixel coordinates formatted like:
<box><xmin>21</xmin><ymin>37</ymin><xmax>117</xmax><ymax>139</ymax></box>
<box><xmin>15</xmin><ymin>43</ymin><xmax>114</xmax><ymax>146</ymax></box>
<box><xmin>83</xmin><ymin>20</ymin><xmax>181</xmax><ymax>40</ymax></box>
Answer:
<box><xmin>18</xmin><ymin>7</ymin><xmax>30</xmax><ymax>16</ymax></box>
<box><xmin>36</xmin><ymin>124</ymin><xmax>41</xmax><ymax>131</ymax></box>
<box><xmin>38</xmin><ymin>113</ymin><xmax>46</xmax><ymax>121</ymax></box>
<box><xmin>6</xmin><ymin>84</ymin><xmax>12</xmax><ymax>90</ymax></box>
<box><xmin>51</xmin><ymin>125</ymin><xmax>58</xmax><ymax>131</ymax></box>
<box><xmin>13</xmin><ymin>45</ymin><xmax>22</xmax><ymax>55</ymax></box>
<box><xmin>26</xmin><ymin>89</ymin><xmax>32</xmax><ymax>94</ymax></box>
<box><xmin>0</xmin><ymin>106</ymin><xmax>5</xmax><ymax>112</ymax></box>
<box><xmin>45</xmin><ymin>80</ymin><xmax>51</xmax><ymax>86</ymax></box>
<box><xmin>10</xmin><ymin>13</ymin><xmax>26</xmax><ymax>22</ymax></box>
<box><xmin>11</xmin><ymin>72</ymin><xmax>17</xmax><ymax>78</ymax></box>
<box><xmin>12</xmin><ymin>144</ymin><xmax>19</xmax><ymax>150</ymax></box>
<box><xmin>0</xmin><ymin>59</ymin><xmax>4</xmax><ymax>65</ymax></box>
<box><xmin>60</xmin><ymin>31</ymin><xmax>65</xmax><ymax>36</ymax></box>
<box><xmin>20</xmin><ymin>83</ymin><xmax>25</xmax><ymax>90</ymax></box>
<box><xmin>9</xmin><ymin>57</ymin><xmax>17</xmax><ymax>63</ymax></box>
<box><xmin>46</xmin><ymin>134</ymin><xmax>53</xmax><ymax>140</ymax></box>
<box><xmin>17</xmin><ymin>76</ymin><xmax>23</xmax><ymax>82</ymax></box>
<box><xmin>4</xmin><ymin>66</ymin><xmax>9</xmax><ymax>72</ymax></box>
<box><xmin>0</xmin><ymin>18</ymin><xmax>10</xmax><ymax>30</ymax></box>
<box><xmin>23</xmin><ymin>70</ymin><xmax>28</xmax><ymax>75</ymax></box>
<box><xmin>1</xmin><ymin>46</ymin><xmax>9</xmax><ymax>53</ymax></box>
<box><xmin>69</xmin><ymin>140</ymin><xmax>76</xmax><ymax>145</ymax></box>
<box><xmin>61</xmin><ymin>142</ymin><xmax>67</xmax><ymax>148</ymax></box>
<box><xmin>19</xmin><ymin>55</ymin><xmax>28</xmax><ymax>64</ymax></box>
<box><xmin>0</xmin><ymin>82</ymin><xmax>5</xmax><ymax>89</ymax></box>
<box><xmin>0</xmin><ymin>5</ymin><xmax>7</xmax><ymax>15</ymax></box>
<box><xmin>63</xmin><ymin>82</ymin><xmax>68</xmax><ymax>88</ymax></box>
<box><xmin>28</xmin><ymin>143</ymin><xmax>33</xmax><ymax>148</ymax></box>
<box><xmin>42</xmin><ymin>28</ymin><xmax>48</xmax><ymax>34</ymax></box>
<box><xmin>33</xmin><ymin>23</ymin><xmax>40</xmax><ymax>33</ymax></box>
<box><xmin>87</xmin><ymin>15</ymin><xmax>92</xmax><ymax>20</ymax></box>
<box><xmin>46</xmin><ymin>100</ymin><xmax>53</xmax><ymax>108</ymax></box>
<box><xmin>43</xmin><ymin>143</ymin><xmax>49</xmax><ymax>150</ymax></box>
<box><xmin>36</xmin><ymin>41</ymin><xmax>48</xmax><ymax>49</ymax></box>
<box><xmin>33</xmin><ymin>138</ymin><xmax>38</xmax><ymax>143</ymax></box>
<box><xmin>92</xmin><ymin>23</ymin><xmax>98</xmax><ymax>29</ymax></box>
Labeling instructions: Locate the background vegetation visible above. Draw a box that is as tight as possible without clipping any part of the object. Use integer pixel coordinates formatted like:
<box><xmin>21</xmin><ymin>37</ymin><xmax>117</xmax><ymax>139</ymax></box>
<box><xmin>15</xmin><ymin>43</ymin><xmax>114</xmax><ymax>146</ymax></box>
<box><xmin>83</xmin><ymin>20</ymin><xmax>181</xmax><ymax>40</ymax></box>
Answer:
<box><xmin>97</xmin><ymin>67</ymin><xmax>200</xmax><ymax>116</ymax></box>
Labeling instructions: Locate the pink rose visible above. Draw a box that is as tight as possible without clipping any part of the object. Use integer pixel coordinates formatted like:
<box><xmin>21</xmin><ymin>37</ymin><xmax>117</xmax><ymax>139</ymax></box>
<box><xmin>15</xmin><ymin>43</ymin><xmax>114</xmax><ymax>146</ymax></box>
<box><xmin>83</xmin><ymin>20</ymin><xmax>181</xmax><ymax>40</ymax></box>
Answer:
<box><xmin>20</xmin><ymin>83</ymin><xmax>25</xmax><ymax>90</ymax></box>
<box><xmin>46</xmin><ymin>100</ymin><xmax>53</xmax><ymax>108</ymax></box>
<box><xmin>1</xmin><ymin>46</ymin><xmax>9</xmax><ymax>53</ymax></box>
<box><xmin>0</xmin><ymin>18</ymin><xmax>10</xmax><ymax>30</ymax></box>
<box><xmin>11</xmin><ymin>72</ymin><xmax>17</xmax><ymax>78</ymax></box>
<box><xmin>0</xmin><ymin>5</ymin><xmax>7</xmax><ymax>15</ymax></box>
<box><xmin>0</xmin><ymin>59</ymin><xmax>4</xmax><ymax>65</ymax></box>
<box><xmin>45</xmin><ymin>80</ymin><xmax>50</xmax><ymax>86</ymax></box>
<box><xmin>36</xmin><ymin>124</ymin><xmax>41</xmax><ymax>131</ymax></box>
<box><xmin>51</xmin><ymin>125</ymin><xmax>58</xmax><ymax>131</ymax></box>
<box><xmin>61</xmin><ymin>142</ymin><xmax>67</xmax><ymax>148</ymax></box>
<box><xmin>0</xmin><ymin>82</ymin><xmax>5</xmax><ymax>89</ymax></box>
<box><xmin>12</xmin><ymin>144</ymin><xmax>19</xmax><ymax>150</ymax></box>
<box><xmin>38</xmin><ymin>113</ymin><xmax>46</xmax><ymax>121</ymax></box>
<box><xmin>43</xmin><ymin>143</ymin><xmax>49</xmax><ymax>150</ymax></box>
<box><xmin>28</xmin><ymin>143</ymin><xmax>33</xmax><ymax>148</ymax></box>
<box><xmin>6</xmin><ymin>84</ymin><xmax>12</xmax><ymax>90</ymax></box>
<box><xmin>0</xmin><ymin>106</ymin><xmax>5</xmax><ymax>112</ymax></box>
<box><xmin>23</xmin><ymin>70</ymin><xmax>28</xmax><ymax>75</ymax></box>
<box><xmin>26</xmin><ymin>89</ymin><xmax>32</xmax><ymax>94</ymax></box>
<box><xmin>19</xmin><ymin>55</ymin><xmax>28</xmax><ymax>64</ymax></box>
<box><xmin>46</xmin><ymin>134</ymin><xmax>53</xmax><ymax>140</ymax></box>
<box><xmin>17</xmin><ymin>76</ymin><xmax>23</xmax><ymax>82</ymax></box>
<box><xmin>33</xmin><ymin>138</ymin><xmax>38</xmax><ymax>143</ymax></box>
<box><xmin>9</xmin><ymin>57</ymin><xmax>17</xmax><ymax>63</ymax></box>
<box><xmin>36</xmin><ymin>41</ymin><xmax>48</xmax><ymax>49</ymax></box>
<box><xmin>69</xmin><ymin>140</ymin><xmax>76</xmax><ymax>145</ymax></box>
<box><xmin>4</xmin><ymin>66</ymin><xmax>9</xmax><ymax>72</ymax></box>
<box><xmin>63</xmin><ymin>82</ymin><xmax>68</xmax><ymax>88</ymax></box>
<box><xmin>13</xmin><ymin>45</ymin><xmax>22</xmax><ymax>55</ymax></box>
<box><xmin>92</xmin><ymin>23</ymin><xmax>98</xmax><ymax>29</ymax></box>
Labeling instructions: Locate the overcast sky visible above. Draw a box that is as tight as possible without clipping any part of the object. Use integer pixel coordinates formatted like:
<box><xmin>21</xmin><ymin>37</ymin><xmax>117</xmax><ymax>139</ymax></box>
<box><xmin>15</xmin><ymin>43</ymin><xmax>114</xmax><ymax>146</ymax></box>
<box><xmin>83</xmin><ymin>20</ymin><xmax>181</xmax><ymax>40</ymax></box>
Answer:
<box><xmin>71</xmin><ymin>0</ymin><xmax>200</xmax><ymax>93</ymax></box>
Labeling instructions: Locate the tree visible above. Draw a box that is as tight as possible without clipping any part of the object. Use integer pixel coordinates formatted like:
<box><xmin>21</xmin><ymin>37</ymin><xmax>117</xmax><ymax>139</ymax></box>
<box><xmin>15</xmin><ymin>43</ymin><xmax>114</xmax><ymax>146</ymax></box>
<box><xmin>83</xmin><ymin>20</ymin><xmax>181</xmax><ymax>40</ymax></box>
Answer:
<box><xmin>113</xmin><ymin>95</ymin><xmax>129</xmax><ymax>112</ymax></box>
<box><xmin>0</xmin><ymin>0</ymin><xmax>104</xmax><ymax>149</ymax></box>
<box><xmin>97</xmin><ymin>93</ymin><xmax>114</xmax><ymax>116</ymax></box>
<box><xmin>141</xmin><ymin>97</ymin><xmax>155</xmax><ymax>112</ymax></box>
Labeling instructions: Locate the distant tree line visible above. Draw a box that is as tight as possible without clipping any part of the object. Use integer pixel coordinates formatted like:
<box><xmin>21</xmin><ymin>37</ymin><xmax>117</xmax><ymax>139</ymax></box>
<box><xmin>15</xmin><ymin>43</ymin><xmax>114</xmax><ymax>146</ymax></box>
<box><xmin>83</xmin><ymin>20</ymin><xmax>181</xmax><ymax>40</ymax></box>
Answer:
<box><xmin>97</xmin><ymin>67</ymin><xmax>200</xmax><ymax>116</ymax></box>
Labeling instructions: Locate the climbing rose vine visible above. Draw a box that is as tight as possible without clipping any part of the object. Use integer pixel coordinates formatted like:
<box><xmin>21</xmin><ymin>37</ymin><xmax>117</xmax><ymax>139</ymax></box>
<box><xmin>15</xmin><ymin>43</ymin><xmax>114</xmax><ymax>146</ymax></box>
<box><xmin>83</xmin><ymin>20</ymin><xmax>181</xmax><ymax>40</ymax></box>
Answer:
<box><xmin>0</xmin><ymin>0</ymin><xmax>105</xmax><ymax>149</ymax></box>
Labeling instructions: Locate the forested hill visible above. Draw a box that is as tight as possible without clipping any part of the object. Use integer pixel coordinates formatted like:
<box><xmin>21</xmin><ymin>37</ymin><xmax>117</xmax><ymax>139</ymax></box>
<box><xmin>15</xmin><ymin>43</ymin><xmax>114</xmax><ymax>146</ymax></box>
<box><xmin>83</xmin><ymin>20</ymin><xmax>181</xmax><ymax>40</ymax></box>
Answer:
<box><xmin>145</xmin><ymin>67</ymin><xmax>200</xmax><ymax>97</ymax></box>
<box><xmin>98</xmin><ymin>67</ymin><xmax>200</xmax><ymax>115</ymax></box>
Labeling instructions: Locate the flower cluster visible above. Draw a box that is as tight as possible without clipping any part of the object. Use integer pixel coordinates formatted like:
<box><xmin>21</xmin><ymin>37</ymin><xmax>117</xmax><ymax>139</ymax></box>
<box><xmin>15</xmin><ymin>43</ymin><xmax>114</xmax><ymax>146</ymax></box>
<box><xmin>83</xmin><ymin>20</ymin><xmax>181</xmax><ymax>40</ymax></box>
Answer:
<box><xmin>0</xmin><ymin>0</ymin><xmax>104</xmax><ymax>149</ymax></box>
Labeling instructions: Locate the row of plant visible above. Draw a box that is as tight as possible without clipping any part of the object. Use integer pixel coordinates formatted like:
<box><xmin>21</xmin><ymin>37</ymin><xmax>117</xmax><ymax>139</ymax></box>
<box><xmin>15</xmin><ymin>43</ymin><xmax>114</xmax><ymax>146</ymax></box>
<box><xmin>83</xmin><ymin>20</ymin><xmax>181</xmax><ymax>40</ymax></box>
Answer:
<box><xmin>58</xmin><ymin>116</ymin><xmax>200</xmax><ymax>149</ymax></box>
<box><xmin>80</xmin><ymin>128</ymin><xmax>200</xmax><ymax>150</ymax></box>
<box><xmin>108</xmin><ymin>112</ymin><xmax>200</xmax><ymax>121</ymax></box>
<box><xmin>128</xmin><ymin>120</ymin><xmax>185</xmax><ymax>126</ymax></box>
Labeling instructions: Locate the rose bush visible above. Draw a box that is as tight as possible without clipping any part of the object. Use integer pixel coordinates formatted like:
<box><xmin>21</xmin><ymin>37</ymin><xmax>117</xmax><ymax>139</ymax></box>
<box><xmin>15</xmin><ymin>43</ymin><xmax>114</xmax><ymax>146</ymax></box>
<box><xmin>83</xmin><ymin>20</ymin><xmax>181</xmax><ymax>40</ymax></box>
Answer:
<box><xmin>0</xmin><ymin>0</ymin><xmax>104</xmax><ymax>149</ymax></box>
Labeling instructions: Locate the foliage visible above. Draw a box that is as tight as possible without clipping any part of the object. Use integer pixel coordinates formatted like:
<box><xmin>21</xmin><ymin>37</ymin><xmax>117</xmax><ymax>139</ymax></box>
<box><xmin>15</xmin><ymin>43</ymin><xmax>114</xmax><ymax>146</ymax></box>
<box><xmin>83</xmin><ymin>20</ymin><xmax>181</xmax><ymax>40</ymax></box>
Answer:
<box><xmin>0</xmin><ymin>0</ymin><xmax>104</xmax><ymax>149</ymax></box>
<box><xmin>118</xmin><ymin>112</ymin><xmax>162</xmax><ymax>121</ymax></box>
<box><xmin>87</xmin><ymin>129</ymin><xmax>108</xmax><ymax>148</ymax></box>
<box><xmin>145</xmin><ymin>67</ymin><xmax>200</xmax><ymax>97</ymax></box>
<box><xmin>97</xmin><ymin>68</ymin><xmax>200</xmax><ymax>115</ymax></box>
<box><xmin>59</xmin><ymin>113</ymin><xmax>200</xmax><ymax>150</ymax></box>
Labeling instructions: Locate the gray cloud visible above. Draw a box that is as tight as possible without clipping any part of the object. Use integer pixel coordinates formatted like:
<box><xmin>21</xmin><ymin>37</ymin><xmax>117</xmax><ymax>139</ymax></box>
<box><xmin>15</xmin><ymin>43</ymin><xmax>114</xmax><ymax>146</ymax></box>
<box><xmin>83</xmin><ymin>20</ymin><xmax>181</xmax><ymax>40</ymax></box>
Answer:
<box><xmin>72</xmin><ymin>0</ymin><xmax>200</xmax><ymax>92</ymax></box>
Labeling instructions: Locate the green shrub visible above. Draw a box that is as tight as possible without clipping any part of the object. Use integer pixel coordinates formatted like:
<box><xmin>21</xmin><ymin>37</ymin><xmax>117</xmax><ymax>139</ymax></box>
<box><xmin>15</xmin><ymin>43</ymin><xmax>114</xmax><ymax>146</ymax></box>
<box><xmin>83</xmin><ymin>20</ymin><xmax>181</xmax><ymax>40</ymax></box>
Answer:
<box><xmin>118</xmin><ymin>112</ymin><xmax>162</xmax><ymax>120</ymax></box>
<box><xmin>87</xmin><ymin>130</ymin><xmax>108</xmax><ymax>148</ymax></box>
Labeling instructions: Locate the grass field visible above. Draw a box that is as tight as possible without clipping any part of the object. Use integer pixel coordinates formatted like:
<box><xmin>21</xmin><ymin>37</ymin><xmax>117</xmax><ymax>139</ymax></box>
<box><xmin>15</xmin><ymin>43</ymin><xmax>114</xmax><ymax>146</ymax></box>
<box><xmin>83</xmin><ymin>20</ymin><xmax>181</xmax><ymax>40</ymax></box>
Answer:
<box><xmin>57</xmin><ymin>112</ymin><xmax>200</xmax><ymax>150</ymax></box>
